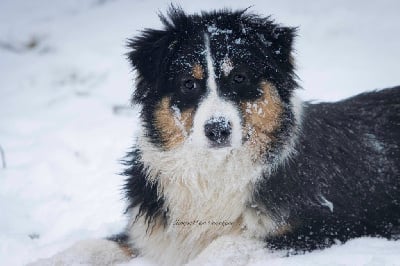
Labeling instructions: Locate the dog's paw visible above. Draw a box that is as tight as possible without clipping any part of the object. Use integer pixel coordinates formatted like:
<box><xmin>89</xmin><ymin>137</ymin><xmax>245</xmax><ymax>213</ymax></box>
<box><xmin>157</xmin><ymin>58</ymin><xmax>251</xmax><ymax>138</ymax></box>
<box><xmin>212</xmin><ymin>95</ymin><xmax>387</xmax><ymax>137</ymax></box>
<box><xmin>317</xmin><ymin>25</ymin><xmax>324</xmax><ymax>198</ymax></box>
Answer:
<box><xmin>186</xmin><ymin>235</ymin><xmax>266</xmax><ymax>266</ymax></box>
<box><xmin>27</xmin><ymin>239</ymin><xmax>134</xmax><ymax>266</ymax></box>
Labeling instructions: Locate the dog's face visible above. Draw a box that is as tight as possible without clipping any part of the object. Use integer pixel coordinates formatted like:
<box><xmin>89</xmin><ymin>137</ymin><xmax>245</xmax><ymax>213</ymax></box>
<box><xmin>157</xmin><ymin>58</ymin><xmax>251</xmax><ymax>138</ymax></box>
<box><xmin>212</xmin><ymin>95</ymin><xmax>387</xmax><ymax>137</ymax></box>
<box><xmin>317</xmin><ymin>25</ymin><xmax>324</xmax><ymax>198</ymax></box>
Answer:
<box><xmin>128</xmin><ymin>8</ymin><xmax>298</xmax><ymax>163</ymax></box>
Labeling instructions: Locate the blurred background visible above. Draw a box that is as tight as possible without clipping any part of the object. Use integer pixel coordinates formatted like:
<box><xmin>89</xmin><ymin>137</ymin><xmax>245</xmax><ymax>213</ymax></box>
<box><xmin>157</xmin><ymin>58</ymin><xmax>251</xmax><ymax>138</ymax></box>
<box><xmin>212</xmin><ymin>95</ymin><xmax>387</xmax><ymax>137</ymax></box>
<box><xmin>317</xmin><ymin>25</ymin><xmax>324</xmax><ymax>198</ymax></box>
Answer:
<box><xmin>1</xmin><ymin>0</ymin><xmax>399</xmax><ymax>265</ymax></box>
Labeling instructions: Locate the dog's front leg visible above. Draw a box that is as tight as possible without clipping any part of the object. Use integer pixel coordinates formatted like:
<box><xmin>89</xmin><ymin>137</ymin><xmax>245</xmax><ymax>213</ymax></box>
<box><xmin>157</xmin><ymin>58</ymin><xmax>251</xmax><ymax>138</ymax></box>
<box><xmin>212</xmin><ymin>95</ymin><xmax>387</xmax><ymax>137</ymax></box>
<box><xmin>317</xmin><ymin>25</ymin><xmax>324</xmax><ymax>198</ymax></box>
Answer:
<box><xmin>186</xmin><ymin>235</ymin><xmax>268</xmax><ymax>266</ymax></box>
<box><xmin>27</xmin><ymin>238</ymin><xmax>135</xmax><ymax>266</ymax></box>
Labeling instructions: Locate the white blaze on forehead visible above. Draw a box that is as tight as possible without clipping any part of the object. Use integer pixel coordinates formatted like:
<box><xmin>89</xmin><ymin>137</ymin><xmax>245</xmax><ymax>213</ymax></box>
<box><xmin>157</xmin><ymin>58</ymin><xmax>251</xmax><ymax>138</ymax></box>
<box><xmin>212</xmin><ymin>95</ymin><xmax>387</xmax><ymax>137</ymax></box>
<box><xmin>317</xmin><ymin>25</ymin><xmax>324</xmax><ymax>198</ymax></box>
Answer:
<box><xmin>187</xmin><ymin>34</ymin><xmax>242</xmax><ymax>148</ymax></box>
<box><xmin>204</xmin><ymin>34</ymin><xmax>217</xmax><ymax>96</ymax></box>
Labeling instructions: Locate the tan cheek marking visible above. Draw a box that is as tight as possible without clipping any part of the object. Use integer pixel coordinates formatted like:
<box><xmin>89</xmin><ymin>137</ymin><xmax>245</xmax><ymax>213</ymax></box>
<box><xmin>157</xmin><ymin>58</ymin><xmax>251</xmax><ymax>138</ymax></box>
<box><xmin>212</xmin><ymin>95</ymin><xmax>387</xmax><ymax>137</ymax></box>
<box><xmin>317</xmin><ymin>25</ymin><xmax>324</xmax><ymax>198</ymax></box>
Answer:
<box><xmin>192</xmin><ymin>64</ymin><xmax>204</xmax><ymax>80</ymax></box>
<box><xmin>241</xmin><ymin>82</ymin><xmax>283</xmax><ymax>156</ymax></box>
<box><xmin>154</xmin><ymin>97</ymin><xmax>194</xmax><ymax>150</ymax></box>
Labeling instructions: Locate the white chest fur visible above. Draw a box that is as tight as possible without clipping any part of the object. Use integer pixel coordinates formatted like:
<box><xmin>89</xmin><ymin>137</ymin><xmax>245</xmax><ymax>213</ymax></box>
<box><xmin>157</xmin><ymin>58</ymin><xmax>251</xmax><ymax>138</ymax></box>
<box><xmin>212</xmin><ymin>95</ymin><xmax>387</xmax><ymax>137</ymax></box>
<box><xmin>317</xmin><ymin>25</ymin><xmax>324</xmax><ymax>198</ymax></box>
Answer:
<box><xmin>127</xmin><ymin>139</ymin><xmax>278</xmax><ymax>265</ymax></box>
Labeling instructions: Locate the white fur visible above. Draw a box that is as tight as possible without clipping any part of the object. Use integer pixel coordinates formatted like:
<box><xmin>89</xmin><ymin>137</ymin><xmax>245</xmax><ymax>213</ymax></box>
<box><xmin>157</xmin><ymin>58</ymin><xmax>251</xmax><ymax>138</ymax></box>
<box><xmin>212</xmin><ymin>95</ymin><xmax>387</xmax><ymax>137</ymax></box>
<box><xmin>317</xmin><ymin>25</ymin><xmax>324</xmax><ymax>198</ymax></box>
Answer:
<box><xmin>131</xmin><ymin>134</ymin><xmax>274</xmax><ymax>265</ymax></box>
<box><xmin>190</xmin><ymin>94</ymin><xmax>242</xmax><ymax>148</ymax></box>
<box><xmin>204</xmin><ymin>34</ymin><xmax>217</xmax><ymax>95</ymax></box>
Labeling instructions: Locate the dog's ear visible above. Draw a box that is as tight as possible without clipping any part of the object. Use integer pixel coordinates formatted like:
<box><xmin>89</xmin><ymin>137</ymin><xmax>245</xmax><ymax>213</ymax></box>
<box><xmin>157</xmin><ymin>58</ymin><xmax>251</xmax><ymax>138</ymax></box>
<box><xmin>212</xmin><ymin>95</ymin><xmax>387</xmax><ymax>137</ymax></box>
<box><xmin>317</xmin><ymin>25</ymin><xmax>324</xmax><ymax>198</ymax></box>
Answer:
<box><xmin>242</xmin><ymin>15</ymin><xmax>298</xmax><ymax>100</ymax></box>
<box><xmin>127</xmin><ymin>29</ymin><xmax>170</xmax><ymax>82</ymax></box>
<box><xmin>244</xmin><ymin>16</ymin><xmax>296</xmax><ymax>66</ymax></box>
<box><xmin>269</xmin><ymin>26</ymin><xmax>296</xmax><ymax>65</ymax></box>
<box><xmin>127</xmin><ymin>29</ymin><xmax>172</xmax><ymax>103</ymax></box>
<box><xmin>127</xmin><ymin>6</ymin><xmax>187</xmax><ymax>103</ymax></box>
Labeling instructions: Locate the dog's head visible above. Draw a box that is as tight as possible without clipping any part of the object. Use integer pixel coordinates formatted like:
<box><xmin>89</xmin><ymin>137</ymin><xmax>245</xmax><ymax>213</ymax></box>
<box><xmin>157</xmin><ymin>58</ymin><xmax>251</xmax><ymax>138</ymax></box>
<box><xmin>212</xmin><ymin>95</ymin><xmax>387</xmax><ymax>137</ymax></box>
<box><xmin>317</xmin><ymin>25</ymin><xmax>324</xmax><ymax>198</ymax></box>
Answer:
<box><xmin>128</xmin><ymin>7</ymin><xmax>299</xmax><ymax>165</ymax></box>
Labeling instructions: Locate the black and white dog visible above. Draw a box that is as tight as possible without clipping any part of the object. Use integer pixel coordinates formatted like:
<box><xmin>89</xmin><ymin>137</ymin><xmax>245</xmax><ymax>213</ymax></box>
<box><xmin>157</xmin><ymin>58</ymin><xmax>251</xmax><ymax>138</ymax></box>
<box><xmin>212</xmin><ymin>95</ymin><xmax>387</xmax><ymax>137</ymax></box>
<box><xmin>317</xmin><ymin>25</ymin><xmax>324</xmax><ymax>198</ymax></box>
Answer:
<box><xmin>31</xmin><ymin>7</ymin><xmax>400</xmax><ymax>266</ymax></box>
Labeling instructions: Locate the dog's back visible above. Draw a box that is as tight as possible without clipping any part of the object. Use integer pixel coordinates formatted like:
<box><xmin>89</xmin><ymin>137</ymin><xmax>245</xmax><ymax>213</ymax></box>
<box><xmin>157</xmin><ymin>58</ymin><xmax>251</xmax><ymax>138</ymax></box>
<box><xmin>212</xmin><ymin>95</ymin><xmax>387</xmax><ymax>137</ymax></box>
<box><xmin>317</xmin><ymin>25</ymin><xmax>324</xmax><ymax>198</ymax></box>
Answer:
<box><xmin>262</xmin><ymin>86</ymin><xmax>400</xmax><ymax>250</ymax></box>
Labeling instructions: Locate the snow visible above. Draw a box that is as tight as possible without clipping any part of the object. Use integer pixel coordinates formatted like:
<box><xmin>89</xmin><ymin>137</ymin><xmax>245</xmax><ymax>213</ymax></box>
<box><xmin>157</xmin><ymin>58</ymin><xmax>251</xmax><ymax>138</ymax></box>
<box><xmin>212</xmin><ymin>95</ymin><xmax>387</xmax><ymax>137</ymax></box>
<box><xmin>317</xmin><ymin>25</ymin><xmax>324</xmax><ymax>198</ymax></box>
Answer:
<box><xmin>0</xmin><ymin>0</ymin><xmax>399</xmax><ymax>265</ymax></box>
<box><xmin>189</xmin><ymin>236</ymin><xmax>400</xmax><ymax>266</ymax></box>
<box><xmin>319</xmin><ymin>194</ymin><xmax>334</xmax><ymax>213</ymax></box>
<box><xmin>221</xmin><ymin>57</ymin><xmax>234</xmax><ymax>76</ymax></box>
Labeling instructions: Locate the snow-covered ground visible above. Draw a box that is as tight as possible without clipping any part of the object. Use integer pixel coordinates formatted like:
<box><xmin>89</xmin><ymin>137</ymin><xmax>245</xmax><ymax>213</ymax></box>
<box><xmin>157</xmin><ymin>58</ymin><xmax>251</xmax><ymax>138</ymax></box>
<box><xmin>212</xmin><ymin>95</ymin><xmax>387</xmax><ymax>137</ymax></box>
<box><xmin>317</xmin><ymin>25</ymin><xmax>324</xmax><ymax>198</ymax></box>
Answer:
<box><xmin>1</xmin><ymin>0</ymin><xmax>399</xmax><ymax>265</ymax></box>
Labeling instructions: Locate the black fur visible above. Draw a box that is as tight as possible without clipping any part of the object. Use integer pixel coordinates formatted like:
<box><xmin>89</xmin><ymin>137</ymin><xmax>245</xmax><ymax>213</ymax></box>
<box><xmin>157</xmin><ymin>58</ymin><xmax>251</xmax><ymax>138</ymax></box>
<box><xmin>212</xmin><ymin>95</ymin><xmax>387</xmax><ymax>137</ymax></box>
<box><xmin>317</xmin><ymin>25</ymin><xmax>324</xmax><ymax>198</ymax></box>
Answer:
<box><xmin>259</xmin><ymin>87</ymin><xmax>400</xmax><ymax>250</ymax></box>
<box><xmin>122</xmin><ymin>149</ymin><xmax>167</xmax><ymax>230</ymax></box>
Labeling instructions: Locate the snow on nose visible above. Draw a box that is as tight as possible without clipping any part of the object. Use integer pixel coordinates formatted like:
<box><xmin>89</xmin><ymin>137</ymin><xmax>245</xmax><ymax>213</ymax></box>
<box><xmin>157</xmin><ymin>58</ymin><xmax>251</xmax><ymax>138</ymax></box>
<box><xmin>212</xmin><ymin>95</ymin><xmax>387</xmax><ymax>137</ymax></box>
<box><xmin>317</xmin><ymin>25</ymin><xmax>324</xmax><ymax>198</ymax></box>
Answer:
<box><xmin>204</xmin><ymin>117</ymin><xmax>232</xmax><ymax>147</ymax></box>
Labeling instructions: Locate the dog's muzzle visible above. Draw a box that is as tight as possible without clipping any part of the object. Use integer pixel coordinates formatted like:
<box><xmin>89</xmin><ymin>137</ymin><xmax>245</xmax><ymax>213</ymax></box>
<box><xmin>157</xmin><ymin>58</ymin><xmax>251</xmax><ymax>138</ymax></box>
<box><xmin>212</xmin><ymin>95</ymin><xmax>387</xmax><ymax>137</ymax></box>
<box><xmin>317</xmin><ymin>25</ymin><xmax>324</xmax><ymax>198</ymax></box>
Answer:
<box><xmin>204</xmin><ymin>117</ymin><xmax>232</xmax><ymax>148</ymax></box>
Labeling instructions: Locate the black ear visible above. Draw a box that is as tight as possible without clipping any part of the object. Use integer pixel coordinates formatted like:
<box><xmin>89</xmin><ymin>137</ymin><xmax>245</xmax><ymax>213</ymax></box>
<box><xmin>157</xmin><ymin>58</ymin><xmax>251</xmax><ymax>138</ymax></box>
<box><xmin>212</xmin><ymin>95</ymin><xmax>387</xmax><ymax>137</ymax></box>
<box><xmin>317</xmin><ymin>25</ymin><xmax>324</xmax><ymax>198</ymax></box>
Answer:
<box><xmin>127</xmin><ymin>27</ymin><xmax>174</xmax><ymax>104</ymax></box>
<box><xmin>242</xmin><ymin>14</ymin><xmax>298</xmax><ymax>100</ymax></box>
<box><xmin>269</xmin><ymin>26</ymin><xmax>296</xmax><ymax>63</ymax></box>
<box><xmin>127</xmin><ymin>6</ymin><xmax>187</xmax><ymax>103</ymax></box>
<box><xmin>127</xmin><ymin>29</ymin><xmax>170</xmax><ymax>82</ymax></box>
<box><xmin>244</xmin><ymin>15</ymin><xmax>296</xmax><ymax>66</ymax></box>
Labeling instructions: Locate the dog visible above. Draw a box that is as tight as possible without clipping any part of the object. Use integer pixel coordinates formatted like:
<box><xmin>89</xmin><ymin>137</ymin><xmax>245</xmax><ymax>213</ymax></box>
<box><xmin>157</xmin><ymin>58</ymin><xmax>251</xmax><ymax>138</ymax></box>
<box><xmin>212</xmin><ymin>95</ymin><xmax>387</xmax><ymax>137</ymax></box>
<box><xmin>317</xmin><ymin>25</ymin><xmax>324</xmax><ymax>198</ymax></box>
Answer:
<box><xmin>29</xmin><ymin>7</ymin><xmax>400</xmax><ymax>266</ymax></box>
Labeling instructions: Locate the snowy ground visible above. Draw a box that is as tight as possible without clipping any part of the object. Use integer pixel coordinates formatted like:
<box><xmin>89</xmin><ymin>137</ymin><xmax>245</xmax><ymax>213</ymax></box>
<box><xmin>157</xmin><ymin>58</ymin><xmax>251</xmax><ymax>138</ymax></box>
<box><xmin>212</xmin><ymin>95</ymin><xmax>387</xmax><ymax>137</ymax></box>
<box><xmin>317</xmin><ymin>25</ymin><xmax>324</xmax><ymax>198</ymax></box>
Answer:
<box><xmin>1</xmin><ymin>0</ymin><xmax>399</xmax><ymax>265</ymax></box>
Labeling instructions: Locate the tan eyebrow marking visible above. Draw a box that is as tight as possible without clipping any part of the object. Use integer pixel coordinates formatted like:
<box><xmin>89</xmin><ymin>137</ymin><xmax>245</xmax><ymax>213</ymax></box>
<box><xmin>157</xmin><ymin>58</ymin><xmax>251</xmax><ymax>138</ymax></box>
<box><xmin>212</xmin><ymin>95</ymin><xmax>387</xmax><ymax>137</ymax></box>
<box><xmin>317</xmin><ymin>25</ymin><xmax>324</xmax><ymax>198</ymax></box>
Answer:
<box><xmin>192</xmin><ymin>63</ymin><xmax>204</xmax><ymax>80</ymax></box>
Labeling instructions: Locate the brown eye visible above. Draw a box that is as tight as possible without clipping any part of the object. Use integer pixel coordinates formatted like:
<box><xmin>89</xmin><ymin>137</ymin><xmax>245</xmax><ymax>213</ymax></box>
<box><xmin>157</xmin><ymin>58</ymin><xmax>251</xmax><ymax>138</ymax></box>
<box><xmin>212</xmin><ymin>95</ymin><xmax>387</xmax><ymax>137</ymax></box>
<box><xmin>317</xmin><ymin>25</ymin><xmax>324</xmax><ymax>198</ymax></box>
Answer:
<box><xmin>233</xmin><ymin>74</ymin><xmax>246</xmax><ymax>84</ymax></box>
<box><xmin>184</xmin><ymin>79</ymin><xmax>196</xmax><ymax>90</ymax></box>
<box><xmin>181</xmin><ymin>78</ymin><xmax>198</xmax><ymax>95</ymax></box>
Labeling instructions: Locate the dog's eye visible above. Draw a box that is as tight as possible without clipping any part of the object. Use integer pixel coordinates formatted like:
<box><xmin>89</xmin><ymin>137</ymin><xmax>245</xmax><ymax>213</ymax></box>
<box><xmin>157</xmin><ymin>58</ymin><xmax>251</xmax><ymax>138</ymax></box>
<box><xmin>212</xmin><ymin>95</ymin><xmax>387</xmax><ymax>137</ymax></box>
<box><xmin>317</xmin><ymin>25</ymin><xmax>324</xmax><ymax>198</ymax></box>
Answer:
<box><xmin>181</xmin><ymin>78</ymin><xmax>197</xmax><ymax>93</ymax></box>
<box><xmin>184</xmin><ymin>79</ymin><xmax>195</xmax><ymax>89</ymax></box>
<box><xmin>232</xmin><ymin>74</ymin><xmax>246</xmax><ymax>84</ymax></box>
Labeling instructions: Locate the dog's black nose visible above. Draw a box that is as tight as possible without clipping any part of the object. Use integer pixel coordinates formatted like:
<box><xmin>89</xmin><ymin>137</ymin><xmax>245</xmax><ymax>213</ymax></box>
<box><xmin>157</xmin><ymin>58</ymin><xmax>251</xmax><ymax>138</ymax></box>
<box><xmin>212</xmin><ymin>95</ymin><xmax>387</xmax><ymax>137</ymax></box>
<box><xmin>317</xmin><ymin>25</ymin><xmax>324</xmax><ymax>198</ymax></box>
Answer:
<box><xmin>204</xmin><ymin>117</ymin><xmax>232</xmax><ymax>147</ymax></box>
